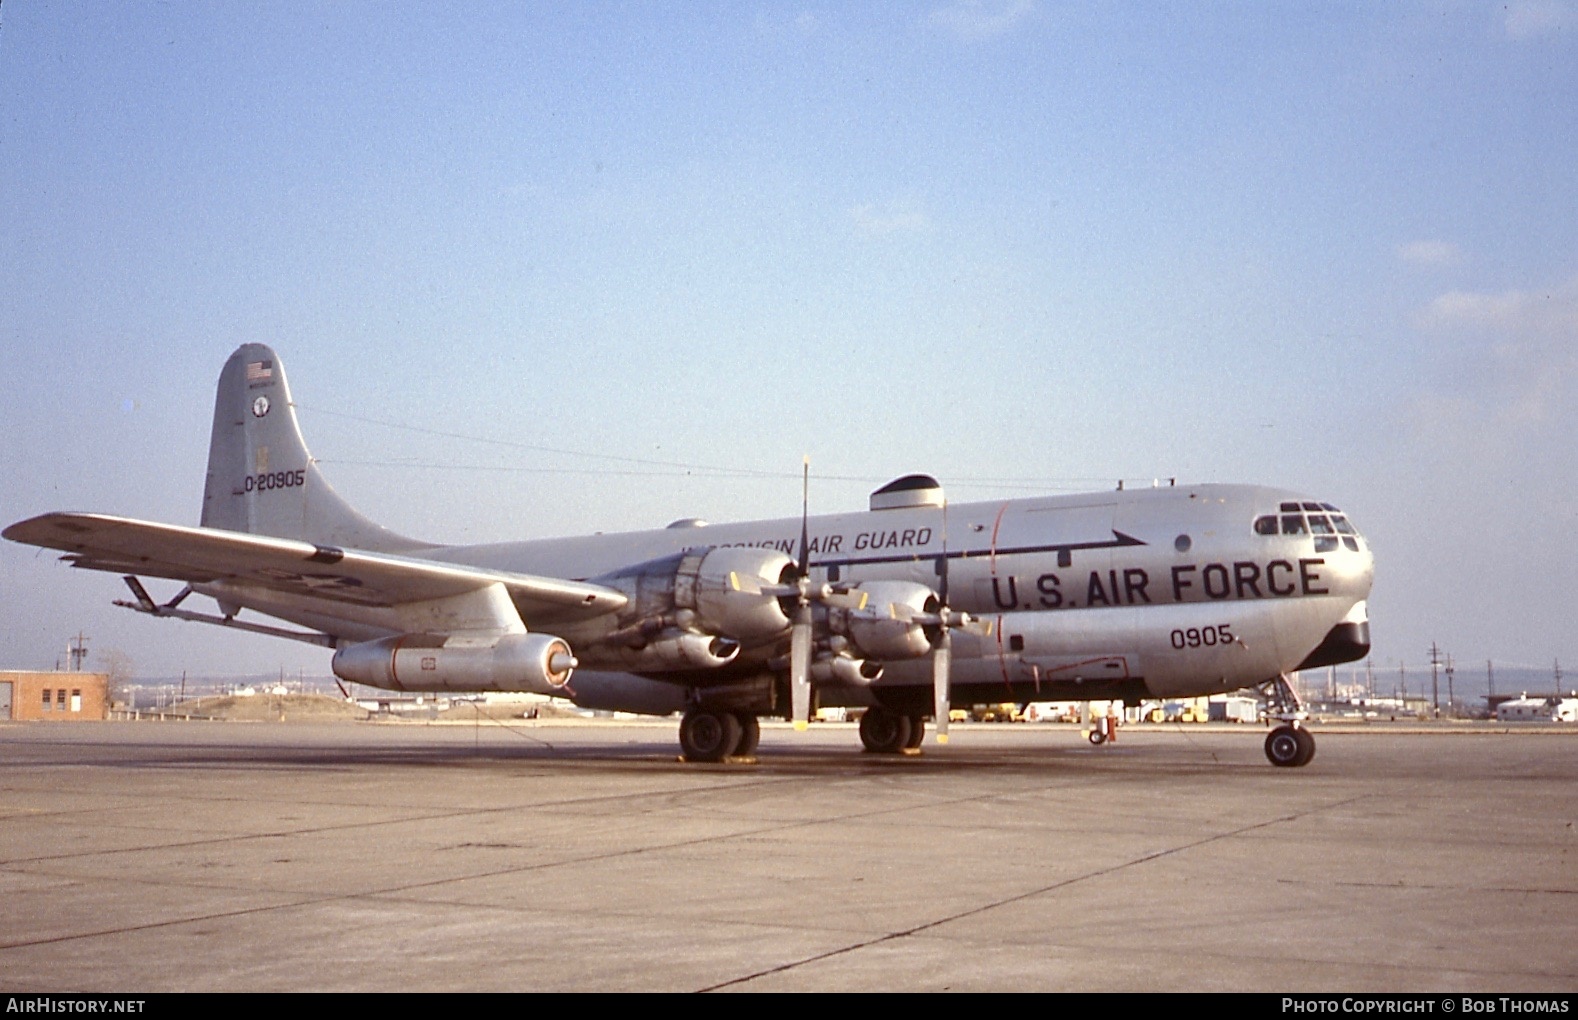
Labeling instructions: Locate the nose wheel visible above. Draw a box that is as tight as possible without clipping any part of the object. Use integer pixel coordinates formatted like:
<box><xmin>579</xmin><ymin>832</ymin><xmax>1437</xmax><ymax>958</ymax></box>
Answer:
<box><xmin>1264</xmin><ymin>725</ymin><xmax>1316</xmax><ymax>767</ymax></box>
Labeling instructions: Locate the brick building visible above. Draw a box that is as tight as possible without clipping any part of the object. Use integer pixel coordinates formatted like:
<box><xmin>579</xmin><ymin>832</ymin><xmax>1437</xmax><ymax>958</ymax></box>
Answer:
<box><xmin>0</xmin><ymin>671</ymin><xmax>110</xmax><ymax>721</ymax></box>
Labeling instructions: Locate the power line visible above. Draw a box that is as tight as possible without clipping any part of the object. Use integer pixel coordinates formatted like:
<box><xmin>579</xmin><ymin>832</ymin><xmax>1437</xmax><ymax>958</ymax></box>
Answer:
<box><xmin>301</xmin><ymin>403</ymin><xmax>1128</xmax><ymax>493</ymax></box>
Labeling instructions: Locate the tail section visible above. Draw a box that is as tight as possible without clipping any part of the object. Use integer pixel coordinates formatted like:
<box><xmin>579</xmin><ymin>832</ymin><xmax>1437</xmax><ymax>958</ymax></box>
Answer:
<box><xmin>201</xmin><ymin>344</ymin><xmax>430</xmax><ymax>553</ymax></box>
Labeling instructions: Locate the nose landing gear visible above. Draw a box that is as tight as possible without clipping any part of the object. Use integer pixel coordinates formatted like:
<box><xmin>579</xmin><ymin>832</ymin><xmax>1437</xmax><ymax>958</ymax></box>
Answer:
<box><xmin>1257</xmin><ymin>673</ymin><xmax>1316</xmax><ymax>768</ymax></box>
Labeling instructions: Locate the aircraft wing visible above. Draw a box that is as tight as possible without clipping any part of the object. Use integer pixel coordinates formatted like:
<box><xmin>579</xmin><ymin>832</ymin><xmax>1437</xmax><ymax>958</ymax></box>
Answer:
<box><xmin>4</xmin><ymin>512</ymin><xmax>627</xmax><ymax>623</ymax></box>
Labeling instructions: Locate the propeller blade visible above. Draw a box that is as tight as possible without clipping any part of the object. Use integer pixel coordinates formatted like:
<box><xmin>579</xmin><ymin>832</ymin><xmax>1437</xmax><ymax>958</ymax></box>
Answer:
<box><xmin>933</xmin><ymin>627</ymin><xmax>952</xmax><ymax>744</ymax></box>
<box><xmin>797</xmin><ymin>455</ymin><xmax>810</xmax><ymax>579</ymax></box>
<box><xmin>728</xmin><ymin>570</ymin><xmax>765</xmax><ymax>596</ymax></box>
<box><xmin>821</xmin><ymin>586</ymin><xmax>868</xmax><ymax>611</ymax></box>
<box><xmin>790</xmin><ymin>601</ymin><xmax>812</xmax><ymax>731</ymax></box>
<box><xmin>938</xmin><ymin>499</ymin><xmax>950</xmax><ymax>606</ymax></box>
<box><xmin>948</xmin><ymin>610</ymin><xmax>993</xmax><ymax>638</ymax></box>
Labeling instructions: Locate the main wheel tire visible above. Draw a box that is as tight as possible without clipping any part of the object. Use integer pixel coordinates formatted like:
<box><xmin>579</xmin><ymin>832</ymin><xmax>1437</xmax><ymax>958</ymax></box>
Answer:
<box><xmin>859</xmin><ymin>706</ymin><xmax>913</xmax><ymax>754</ymax></box>
<box><xmin>680</xmin><ymin>709</ymin><xmax>742</xmax><ymax>763</ymax></box>
<box><xmin>904</xmin><ymin>714</ymin><xmax>926</xmax><ymax>750</ymax></box>
<box><xmin>733</xmin><ymin>712</ymin><xmax>761</xmax><ymax>758</ymax></box>
<box><xmin>1265</xmin><ymin>725</ymin><xmax>1315</xmax><ymax>767</ymax></box>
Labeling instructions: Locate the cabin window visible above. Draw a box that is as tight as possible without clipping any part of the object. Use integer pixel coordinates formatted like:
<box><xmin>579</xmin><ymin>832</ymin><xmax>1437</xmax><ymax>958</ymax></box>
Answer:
<box><xmin>1253</xmin><ymin>515</ymin><xmax>1278</xmax><ymax>536</ymax></box>
<box><xmin>1009</xmin><ymin>635</ymin><xmax>1025</xmax><ymax>652</ymax></box>
<box><xmin>1281</xmin><ymin>515</ymin><xmax>1307</xmax><ymax>535</ymax></box>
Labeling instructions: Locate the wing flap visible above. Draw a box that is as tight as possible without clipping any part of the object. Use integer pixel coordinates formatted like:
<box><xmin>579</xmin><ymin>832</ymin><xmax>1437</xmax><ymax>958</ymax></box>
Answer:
<box><xmin>4</xmin><ymin>512</ymin><xmax>627</xmax><ymax>621</ymax></box>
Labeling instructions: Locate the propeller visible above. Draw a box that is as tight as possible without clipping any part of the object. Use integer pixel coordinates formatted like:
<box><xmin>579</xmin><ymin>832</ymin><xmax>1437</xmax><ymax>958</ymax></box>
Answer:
<box><xmin>869</xmin><ymin>502</ymin><xmax>989</xmax><ymax>743</ymax></box>
<box><xmin>934</xmin><ymin>501</ymin><xmax>954</xmax><ymax>743</ymax></box>
<box><xmin>775</xmin><ymin>464</ymin><xmax>986</xmax><ymax>738</ymax></box>
<box><xmin>925</xmin><ymin>500</ymin><xmax>991</xmax><ymax>744</ymax></box>
<box><xmin>728</xmin><ymin>458</ymin><xmax>869</xmax><ymax>730</ymax></box>
<box><xmin>790</xmin><ymin>456</ymin><xmax>813</xmax><ymax>730</ymax></box>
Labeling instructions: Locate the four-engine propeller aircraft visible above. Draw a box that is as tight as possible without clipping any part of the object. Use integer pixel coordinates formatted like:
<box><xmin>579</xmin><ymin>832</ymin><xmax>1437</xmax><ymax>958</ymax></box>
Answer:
<box><xmin>5</xmin><ymin>345</ymin><xmax>1373</xmax><ymax>766</ymax></box>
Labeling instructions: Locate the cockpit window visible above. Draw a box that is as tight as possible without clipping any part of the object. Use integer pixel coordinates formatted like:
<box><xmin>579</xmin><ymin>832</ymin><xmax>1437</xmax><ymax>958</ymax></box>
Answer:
<box><xmin>1258</xmin><ymin>502</ymin><xmax>1364</xmax><ymax>552</ymax></box>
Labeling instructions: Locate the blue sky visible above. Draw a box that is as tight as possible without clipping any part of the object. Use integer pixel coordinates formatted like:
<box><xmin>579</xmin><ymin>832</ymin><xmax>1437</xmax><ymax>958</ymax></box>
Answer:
<box><xmin>2</xmin><ymin>1</ymin><xmax>1574</xmax><ymax>683</ymax></box>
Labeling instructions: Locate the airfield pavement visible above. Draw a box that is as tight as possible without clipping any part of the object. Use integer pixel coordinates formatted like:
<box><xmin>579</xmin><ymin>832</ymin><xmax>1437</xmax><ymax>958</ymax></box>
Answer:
<box><xmin>1</xmin><ymin>716</ymin><xmax>1575</xmax><ymax>993</ymax></box>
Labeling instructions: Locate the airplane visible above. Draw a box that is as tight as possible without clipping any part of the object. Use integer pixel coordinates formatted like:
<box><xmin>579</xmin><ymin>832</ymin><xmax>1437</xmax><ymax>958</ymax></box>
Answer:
<box><xmin>5</xmin><ymin>345</ymin><xmax>1372</xmax><ymax>767</ymax></box>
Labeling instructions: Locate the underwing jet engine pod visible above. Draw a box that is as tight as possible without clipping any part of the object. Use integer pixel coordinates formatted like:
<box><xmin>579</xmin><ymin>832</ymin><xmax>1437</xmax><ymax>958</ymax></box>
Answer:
<box><xmin>3</xmin><ymin>343</ymin><xmax>1377</xmax><ymax>768</ymax></box>
<box><xmin>332</xmin><ymin>632</ymin><xmax>577</xmax><ymax>693</ymax></box>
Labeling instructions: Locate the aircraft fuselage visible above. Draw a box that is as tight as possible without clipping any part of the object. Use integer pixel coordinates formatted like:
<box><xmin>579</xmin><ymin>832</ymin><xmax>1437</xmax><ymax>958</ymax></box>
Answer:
<box><xmin>404</xmin><ymin>481</ymin><xmax>1374</xmax><ymax>714</ymax></box>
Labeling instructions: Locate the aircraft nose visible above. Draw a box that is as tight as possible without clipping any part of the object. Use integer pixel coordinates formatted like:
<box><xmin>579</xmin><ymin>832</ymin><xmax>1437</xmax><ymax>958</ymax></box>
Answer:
<box><xmin>1350</xmin><ymin>538</ymin><xmax>1375</xmax><ymax>591</ymax></box>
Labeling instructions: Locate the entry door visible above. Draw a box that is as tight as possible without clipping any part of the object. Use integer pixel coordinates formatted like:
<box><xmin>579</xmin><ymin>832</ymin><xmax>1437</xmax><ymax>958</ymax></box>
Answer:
<box><xmin>0</xmin><ymin>682</ymin><xmax>11</xmax><ymax>720</ymax></box>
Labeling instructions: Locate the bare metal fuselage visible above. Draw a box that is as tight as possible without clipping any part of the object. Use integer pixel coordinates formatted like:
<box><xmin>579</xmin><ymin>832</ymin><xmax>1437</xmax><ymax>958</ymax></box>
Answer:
<box><xmin>200</xmin><ymin>481</ymin><xmax>1372</xmax><ymax>716</ymax></box>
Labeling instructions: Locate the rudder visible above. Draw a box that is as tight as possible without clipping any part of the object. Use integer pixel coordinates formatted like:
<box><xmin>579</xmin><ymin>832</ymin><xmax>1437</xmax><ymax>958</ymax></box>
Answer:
<box><xmin>200</xmin><ymin>344</ymin><xmax>428</xmax><ymax>552</ymax></box>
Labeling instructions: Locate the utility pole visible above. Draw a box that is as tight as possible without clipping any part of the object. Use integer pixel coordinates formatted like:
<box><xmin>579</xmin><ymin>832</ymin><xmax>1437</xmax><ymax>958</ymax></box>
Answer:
<box><xmin>1445</xmin><ymin>655</ymin><xmax>1456</xmax><ymax>717</ymax></box>
<box><xmin>1429</xmin><ymin>642</ymin><xmax>1443</xmax><ymax>717</ymax></box>
<box><xmin>1557</xmin><ymin>659</ymin><xmax>1565</xmax><ymax>699</ymax></box>
<box><xmin>67</xmin><ymin>632</ymin><xmax>89</xmax><ymax>672</ymax></box>
<box><xmin>1487</xmin><ymin>660</ymin><xmax>1495</xmax><ymax>704</ymax></box>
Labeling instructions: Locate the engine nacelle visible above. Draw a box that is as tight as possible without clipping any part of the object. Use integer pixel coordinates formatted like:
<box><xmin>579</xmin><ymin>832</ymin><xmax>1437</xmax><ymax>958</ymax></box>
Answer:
<box><xmin>596</xmin><ymin>546</ymin><xmax>794</xmax><ymax>643</ymax></box>
<box><xmin>332</xmin><ymin>632</ymin><xmax>576</xmax><ymax>693</ymax></box>
<box><xmin>603</xmin><ymin>631</ymin><xmax>741</xmax><ymax>671</ymax></box>
<box><xmin>830</xmin><ymin>580</ymin><xmax>937</xmax><ymax>661</ymax></box>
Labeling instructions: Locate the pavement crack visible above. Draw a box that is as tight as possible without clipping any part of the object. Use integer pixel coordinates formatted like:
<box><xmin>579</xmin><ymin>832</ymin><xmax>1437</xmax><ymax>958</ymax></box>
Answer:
<box><xmin>698</xmin><ymin>794</ymin><xmax>1372</xmax><ymax>991</ymax></box>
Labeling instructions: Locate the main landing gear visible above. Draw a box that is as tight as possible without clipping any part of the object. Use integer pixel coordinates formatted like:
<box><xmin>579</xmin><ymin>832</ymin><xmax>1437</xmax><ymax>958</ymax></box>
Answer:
<box><xmin>858</xmin><ymin>705</ymin><xmax>927</xmax><ymax>754</ymax></box>
<box><xmin>678</xmin><ymin>708</ymin><xmax>760</xmax><ymax>763</ymax></box>
<box><xmin>1257</xmin><ymin>673</ymin><xmax>1316</xmax><ymax>768</ymax></box>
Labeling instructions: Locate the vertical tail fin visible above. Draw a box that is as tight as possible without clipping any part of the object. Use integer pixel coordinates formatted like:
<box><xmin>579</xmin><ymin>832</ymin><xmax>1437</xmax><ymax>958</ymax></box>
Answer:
<box><xmin>200</xmin><ymin>344</ymin><xmax>429</xmax><ymax>552</ymax></box>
